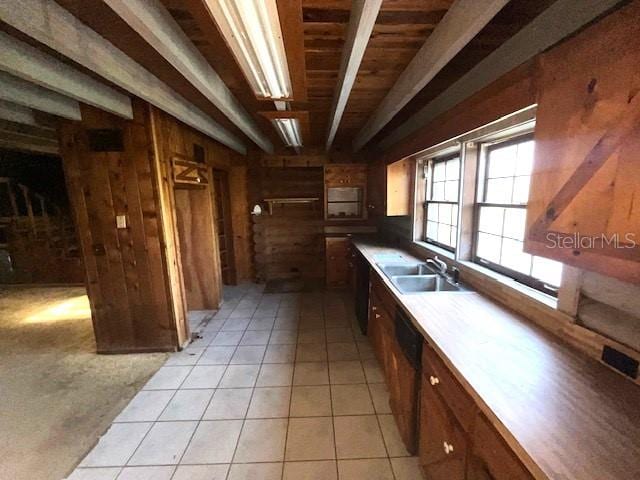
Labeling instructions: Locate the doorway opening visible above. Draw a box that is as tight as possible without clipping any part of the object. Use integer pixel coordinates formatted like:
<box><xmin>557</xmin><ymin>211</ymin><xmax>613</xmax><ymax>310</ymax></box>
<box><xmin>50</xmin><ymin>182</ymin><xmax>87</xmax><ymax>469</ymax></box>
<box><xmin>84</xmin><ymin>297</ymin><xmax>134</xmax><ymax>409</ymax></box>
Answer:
<box><xmin>212</xmin><ymin>168</ymin><xmax>237</xmax><ymax>285</ymax></box>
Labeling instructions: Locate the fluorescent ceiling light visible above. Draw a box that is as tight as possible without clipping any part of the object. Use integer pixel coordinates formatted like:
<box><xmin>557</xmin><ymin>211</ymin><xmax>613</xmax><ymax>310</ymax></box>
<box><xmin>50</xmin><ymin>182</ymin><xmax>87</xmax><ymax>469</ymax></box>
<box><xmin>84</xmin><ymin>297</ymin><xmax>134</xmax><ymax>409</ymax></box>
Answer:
<box><xmin>272</xmin><ymin>118</ymin><xmax>303</xmax><ymax>147</ymax></box>
<box><xmin>205</xmin><ymin>0</ymin><xmax>292</xmax><ymax>100</ymax></box>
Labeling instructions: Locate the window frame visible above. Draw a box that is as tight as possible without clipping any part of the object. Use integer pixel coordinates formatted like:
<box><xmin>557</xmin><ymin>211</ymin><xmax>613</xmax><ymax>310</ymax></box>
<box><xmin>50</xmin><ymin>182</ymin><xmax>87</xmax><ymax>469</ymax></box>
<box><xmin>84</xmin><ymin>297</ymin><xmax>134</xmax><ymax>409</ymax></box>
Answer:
<box><xmin>472</xmin><ymin>132</ymin><xmax>560</xmax><ymax>297</ymax></box>
<box><xmin>423</xmin><ymin>153</ymin><xmax>461</xmax><ymax>253</ymax></box>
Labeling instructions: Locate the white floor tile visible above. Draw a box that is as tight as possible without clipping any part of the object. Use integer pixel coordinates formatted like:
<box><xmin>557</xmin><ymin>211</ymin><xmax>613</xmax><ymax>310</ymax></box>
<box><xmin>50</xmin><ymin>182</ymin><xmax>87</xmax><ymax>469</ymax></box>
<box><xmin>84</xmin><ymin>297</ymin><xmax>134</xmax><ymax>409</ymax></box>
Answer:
<box><xmin>297</xmin><ymin>329</ymin><xmax>326</xmax><ymax>344</ymax></box>
<box><xmin>219</xmin><ymin>364</ymin><xmax>260</xmax><ymax>388</ymax></box>
<box><xmin>227</xmin><ymin>462</ymin><xmax>282</xmax><ymax>480</ymax></box>
<box><xmin>329</xmin><ymin>361</ymin><xmax>365</xmax><ymax>384</ymax></box>
<box><xmin>390</xmin><ymin>457</ymin><xmax>423</xmax><ymax>480</ymax></box>
<box><xmin>331</xmin><ymin>384</ymin><xmax>375</xmax><ymax>416</ymax></box>
<box><xmin>290</xmin><ymin>386</ymin><xmax>332</xmax><ymax>417</ymax></box>
<box><xmin>114</xmin><ymin>390</ymin><xmax>174</xmax><ymax>422</ymax></box>
<box><xmin>116</xmin><ymin>466</ymin><xmax>175</xmax><ymax>480</ymax></box>
<box><xmin>65</xmin><ymin>467</ymin><xmax>121</xmax><ymax>480</ymax></box>
<box><xmin>240</xmin><ymin>330</ymin><xmax>271</xmax><ymax>345</ymax></box>
<box><xmin>263</xmin><ymin>344</ymin><xmax>296</xmax><ymax>363</ymax></box>
<box><xmin>165</xmin><ymin>348</ymin><xmax>204</xmax><ymax>366</ymax></box>
<box><xmin>285</xmin><ymin>417</ymin><xmax>335</xmax><ymax>461</ymax></box>
<box><xmin>158</xmin><ymin>389</ymin><xmax>213</xmax><ymax>421</ymax></box>
<box><xmin>234</xmin><ymin>418</ymin><xmax>288</xmax><ymax>462</ymax></box>
<box><xmin>296</xmin><ymin>343</ymin><xmax>328</xmax><ymax>362</ymax></box>
<box><xmin>171</xmin><ymin>464</ymin><xmax>229</xmax><ymax>480</ymax></box>
<box><xmin>143</xmin><ymin>366</ymin><xmax>191</xmax><ymax>390</ymax></box>
<box><xmin>211</xmin><ymin>331</ymin><xmax>243</xmax><ymax>346</ymax></box>
<box><xmin>231</xmin><ymin>345</ymin><xmax>266</xmax><ymax>364</ymax></box>
<box><xmin>181</xmin><ymin>365</ymin><xmax>226</xmax><ymax>389</ymax></box>
<box><xmin>362</xmin><ymin>358</ymin><xmax>385</xmax><ymax>383</ymax></box>
<box><xmin>197</xmin><ymin>346</ymin><xmax>235</xmax><ymax>365</ymax></box>
<box><xmin>334</xmin><ymin>416</ymin><xmax>387</xmax><ymax>459</ymax></box>
<box><xmin>326</xmin><ymin>328</ymin><xmax>354</xmax><ymax>343</ymax></box>
<box><xmin>247</xmin><ymin>387</ymin><xmax>291</xmax><ymax>418</ymax></box>
<box><xmin>80</xmin><ymin>423</ymin><xmax>152</xmax><ymax>467</ymax></box>
<box><xmin>247</xmin><ymin>317</ymin><xmax>276</xmax><ymax>331</ymax></box>
<box><xmin>283</xmin><ymin>460</ymin><xmax>337</xmax><ymax>480</ymax></box>
<box><xmin>268</xmin><ymin>330</ymin><xmax>298</xmax><ymax>345</ymax></box>
<box><xmin>180</xmin><ymin>420</ymin><xmax>242</xmax><ymax>464</ymax></box>
<box><xmin>337</xmin><ymin>459</ymin><xmax>394</xmax><ymax>480</ymax></box>
<box><xmin>368</xmin><ymin>383</ymin><xmax>392</xmax><ymax>414</ymax></box>
<box><xmin>293</xmin><ymin>362</ymin><xmax>329</xmax><ymax>385</ymax></box>
<box><xmin>256</xmin><ymin>363</ymin><xmax>294</xmax><ymax>387</ymax></box>
<box><xmin>378</xmin><ymin>414</ymin><xmax>411</xmax><ymax>457</ymax></box>
<box><xmin>327</xmin><ymin>342</ymin><xmax>359</xmax><ymax>361</ymax></box>
<box><xmin>202</xmin><ymin>388</ymin><xmax>252</xmax><ymax>420</ymax></box>
<box><xmin>127</xmin><ymin>421</ymin><xmax>196</xmax><ymax>465</ymax></box>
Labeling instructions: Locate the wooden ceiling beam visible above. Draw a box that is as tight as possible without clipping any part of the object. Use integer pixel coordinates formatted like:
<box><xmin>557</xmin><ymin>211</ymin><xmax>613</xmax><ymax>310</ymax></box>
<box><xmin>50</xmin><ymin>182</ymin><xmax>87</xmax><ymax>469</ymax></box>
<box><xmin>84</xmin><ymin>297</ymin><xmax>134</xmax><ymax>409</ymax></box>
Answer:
<box><xmin>325</xmin><ymin>0</ymin><xmax>382</xmax><ymax>150</ymax></box>
<box><xmin>0</xmin><ymin>71</ymin><xmax>81</xmax><ymax>121</ymax></box>
<box><xmin>103</xmin><ymin>0</ymin><xmax>273</xmax><ymax>153</ymax></box>
<box><xmin>0</xmin><ymin>0</ymin><xmax>248</xmax><ymax>154</ymax></box>
<box><xmin>0</xmin><ymin>31</ymin><xmax>133</xmax><ymax>120</ymax></box>
<box><xmin>377</xmin><ymin>0</ymin><xmax>626</xmax><ymax>151</ymax></box>
<box><xmin>0</xmin><ymin>100</ymin><xmax>38</xmax><ymax>127</ymax></box>
<box><xmin>352</xmin><ymin>0</ymin><xmax>510</xmax><ymax>152</ymax></box>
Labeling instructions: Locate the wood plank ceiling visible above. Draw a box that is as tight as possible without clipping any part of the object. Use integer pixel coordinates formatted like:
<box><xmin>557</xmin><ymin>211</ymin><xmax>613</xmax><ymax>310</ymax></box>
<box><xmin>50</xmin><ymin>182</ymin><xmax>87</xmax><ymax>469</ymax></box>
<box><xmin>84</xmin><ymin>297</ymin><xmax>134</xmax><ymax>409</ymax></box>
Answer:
<box><xmin>18</xmin><ymin>0</ymin><xmax>557</xmax><ymax>155</ymax></box>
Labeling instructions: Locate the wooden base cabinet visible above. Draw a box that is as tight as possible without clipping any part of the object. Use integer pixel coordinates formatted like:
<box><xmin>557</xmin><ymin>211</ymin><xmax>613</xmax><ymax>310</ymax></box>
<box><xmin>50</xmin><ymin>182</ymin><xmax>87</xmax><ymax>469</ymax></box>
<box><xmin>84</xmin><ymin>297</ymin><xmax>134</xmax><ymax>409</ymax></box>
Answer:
<box><xmin>420</xmin><ymin>372</ymin><xmax>468</xmax><ymax>480</ymax></box>
<box><xmin>326</xmin><ymin>237</ymin><xmax>350</xmax><ymax>288</ymax></box>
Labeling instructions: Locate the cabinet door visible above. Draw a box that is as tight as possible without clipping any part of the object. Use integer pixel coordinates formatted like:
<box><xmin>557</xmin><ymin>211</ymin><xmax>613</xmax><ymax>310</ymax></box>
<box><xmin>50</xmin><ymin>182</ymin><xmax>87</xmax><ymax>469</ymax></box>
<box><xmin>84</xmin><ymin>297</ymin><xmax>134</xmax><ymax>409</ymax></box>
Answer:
<box><xmin>467</xmin><ymin>415</ymin><xmax>534</xmax><ymax>480</ymax></box>
<box><xmin>326</xmin><ymin>237</ymin><xmax>350</xmax><ymax>287</ymax></box>
<box><xmin>419</xmin><ymin>374</ymin><xmax>467</xmax><ymax>480</ymax></box>
<box><xmin>387</xmin><ymin>339</ymin><xmax>419</xmax><ymax>454</ymax></box>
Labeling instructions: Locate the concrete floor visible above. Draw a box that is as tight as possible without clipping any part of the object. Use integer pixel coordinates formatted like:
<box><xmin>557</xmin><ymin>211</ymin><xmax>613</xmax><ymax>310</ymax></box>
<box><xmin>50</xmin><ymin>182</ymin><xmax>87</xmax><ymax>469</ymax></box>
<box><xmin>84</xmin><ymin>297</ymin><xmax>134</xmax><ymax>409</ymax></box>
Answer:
<box><xmin>0</xmin><ymin>286</ymin><xmax>168</xmax><ymax>480</ymax></box>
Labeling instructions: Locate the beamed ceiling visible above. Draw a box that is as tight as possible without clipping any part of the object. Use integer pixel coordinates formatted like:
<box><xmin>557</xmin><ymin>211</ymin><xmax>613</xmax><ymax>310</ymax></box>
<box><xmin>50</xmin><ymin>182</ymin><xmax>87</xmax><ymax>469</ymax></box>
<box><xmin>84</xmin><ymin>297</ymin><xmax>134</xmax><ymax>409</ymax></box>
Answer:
<box><xmin>2</xmin><ymin>0</ymin><xmax>562</xmax><ymax>156</ymax></box>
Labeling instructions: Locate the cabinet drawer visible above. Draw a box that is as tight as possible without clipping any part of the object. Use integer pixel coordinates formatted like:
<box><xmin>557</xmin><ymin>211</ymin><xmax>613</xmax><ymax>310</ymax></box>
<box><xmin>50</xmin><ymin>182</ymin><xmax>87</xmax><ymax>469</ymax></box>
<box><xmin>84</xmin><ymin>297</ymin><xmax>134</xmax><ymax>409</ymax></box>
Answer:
<box><xmin>468</xmin><ymin>415</ymin><xmax>534</xmax><ymax>480</ymax></box>
<box><xmin>420</xmin><ymin>374</ymin><xmax>467</xmax><ymax>480</ymax></box>
<box><xmin>422</xmin><ymin>343</ymin><xmax>477</xmax><ymax>432</ymax></box>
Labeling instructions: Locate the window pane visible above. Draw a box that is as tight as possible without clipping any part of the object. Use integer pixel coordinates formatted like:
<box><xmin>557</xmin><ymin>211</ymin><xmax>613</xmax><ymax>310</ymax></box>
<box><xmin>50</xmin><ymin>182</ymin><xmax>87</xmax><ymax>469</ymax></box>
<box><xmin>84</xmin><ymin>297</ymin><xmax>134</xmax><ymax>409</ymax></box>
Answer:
<box><xmin>532</xmin><ymin>256</ymin><xmax>563</xmax><ymax>287</ymax></box>
<box><xmin>433</xmin><ymin>162</ymin><xmax>446</xmax><ymax>181</ymax></box>
<box><xmin>451</xmin><ymin>205</ymin><xmax>459</xmax><ymax>227</ymax></box>
<box><xmin>437</xmin><ymin>224</ymin><xmax>451</xmax><ymax>245</ymax></box>
<box><xmin>485</xmin><ymin>177</ymin><xmax>513</xmax><ymax>203</ymax></box>
<box><xmin>488</xmin><ymin>144</ymin><xmax>517</xmax><ymax>178</ymax></box>
<box><xmin>450</xmin><ymin>227</ymin><xmax>458</xmax><ymax>248</ymax></box>
<box><xmin>478</xmin><ymin>206</ymin><xmax>504</xmax><ymax>235</ymax></box>
<box><xmin>426</xmin><ymin>221</ymin><xmax>438</xmax><ymax>240</ymax></box>
<box><xmin>431</xmin><ymin>181</ymin><xmax>445</xmax><ymax>201</ymax></box>
<box><xmin>445</xmin><ymin>158</ymin><xmax>460</xmax><ymax>180</ymax></box>
<box><xmin>439</xmin><ymin>203</ymin><xmax>452</xmax><ymax>226</ymax></box>
<box><xmin>502</xmin><ymin>208</ymin><xmax>526</xmax><ymax>241</ymax></box>
<box><xmin>515</xmin><ymin>140</ymin><xmax>534</xmax><ymax>175</ymax></box>
<box><xmin>445</xmin><ymin>180</ymin><xmax>459</xmax><ymax>202</ymax></box>
<box><xmin>512</xmin><ymin>176</ymin><xmax>531</xmax><ymax>204</ymax></box>
<box><xmin>427</xmin><ymin>204</ymin><xmax>439</xmax><ymax>222</ymax></box>
<box><xmin>477</xmin><ymin>232</ymin><xmax>501</xmax><ymax>263</ymax></box>
<box><xmin>500</xmin><ymin>238</ymin><xmax>532</xmax><ymax>275</ymax></box>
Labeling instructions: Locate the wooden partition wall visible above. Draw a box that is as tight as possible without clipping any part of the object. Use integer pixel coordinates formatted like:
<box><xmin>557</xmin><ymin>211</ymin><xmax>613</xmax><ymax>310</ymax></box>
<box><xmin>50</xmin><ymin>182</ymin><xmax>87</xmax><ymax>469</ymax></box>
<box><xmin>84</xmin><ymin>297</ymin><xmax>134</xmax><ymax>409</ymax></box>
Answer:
<box><xmin>60</xmin><ymin>100</ymin><xmax>253</xmax><ymax>353</ymax></box>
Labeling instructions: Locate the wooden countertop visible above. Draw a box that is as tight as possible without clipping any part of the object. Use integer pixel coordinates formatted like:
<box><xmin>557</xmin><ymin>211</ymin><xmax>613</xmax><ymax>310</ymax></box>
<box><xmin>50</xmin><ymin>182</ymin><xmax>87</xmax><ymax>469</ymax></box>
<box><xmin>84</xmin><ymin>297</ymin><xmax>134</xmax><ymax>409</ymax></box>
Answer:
<box><xmin>353</xmin><ymin>237</ymin><xmax>640</xmax><ymax>480</ymax></box>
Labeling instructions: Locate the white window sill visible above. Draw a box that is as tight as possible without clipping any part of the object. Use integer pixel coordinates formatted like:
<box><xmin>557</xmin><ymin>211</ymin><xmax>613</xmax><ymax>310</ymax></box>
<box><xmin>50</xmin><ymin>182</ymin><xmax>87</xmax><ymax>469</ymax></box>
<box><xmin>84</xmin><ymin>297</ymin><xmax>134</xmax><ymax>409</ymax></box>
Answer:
<box><xmin>412</xmin><ymin>240</ymin><xmax>455</xmax><ymax>261</ymax></box>
<box><xmin>458</xmin><ymin>260</ymin><xmax>558</xmax><ymax>309</ymax></box>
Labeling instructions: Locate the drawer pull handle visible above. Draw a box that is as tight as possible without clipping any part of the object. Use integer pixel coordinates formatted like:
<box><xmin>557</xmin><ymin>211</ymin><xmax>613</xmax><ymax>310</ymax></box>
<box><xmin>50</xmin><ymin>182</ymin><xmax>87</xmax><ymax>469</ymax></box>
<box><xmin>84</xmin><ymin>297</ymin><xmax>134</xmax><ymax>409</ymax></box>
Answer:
<box><xmin>372</xmin><ymin>306</ymin><xmax>378</xmax><ymax>311</ymax></box>
<box><xmin>443</xmin><ymin>442</ymin><xmax>454</xmax><ymax>454</ymax></box>
<box><xmin>375</xmin><ymin>313</ymin><xmax>381</xmax><ymax>319</ymax></box>
<box><xmin>429</xmin><ymin>376</ymin><xmax>440</xmax><ymax>386</ymax></box>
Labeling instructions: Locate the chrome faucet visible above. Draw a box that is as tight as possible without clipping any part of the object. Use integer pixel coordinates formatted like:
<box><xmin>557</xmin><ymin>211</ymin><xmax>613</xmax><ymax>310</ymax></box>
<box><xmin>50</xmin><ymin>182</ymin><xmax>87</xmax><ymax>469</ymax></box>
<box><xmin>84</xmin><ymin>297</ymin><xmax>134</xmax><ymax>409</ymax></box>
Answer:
<box><xmin>426</xmin><ymin>256</ymin><xmax>447</xmax><ymax>275</ymax></box>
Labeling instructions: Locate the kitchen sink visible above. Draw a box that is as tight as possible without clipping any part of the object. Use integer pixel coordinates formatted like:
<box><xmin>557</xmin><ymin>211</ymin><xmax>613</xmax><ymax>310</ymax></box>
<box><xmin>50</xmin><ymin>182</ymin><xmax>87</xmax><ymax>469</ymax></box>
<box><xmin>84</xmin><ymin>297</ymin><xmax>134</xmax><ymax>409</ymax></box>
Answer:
<box><xmin>377</xmin><ymin>262</ymin><xmax>469</xmax><ymax>294</ymax></box>
<box><xmin>377</xmin><ymin>262</ymin><xmax>436</xmax><ymax>277</ymax></box>
<box><xmin>392</xmin><ymin>274</ymin><xmax>464</xmax><ymax>294</ymax></box>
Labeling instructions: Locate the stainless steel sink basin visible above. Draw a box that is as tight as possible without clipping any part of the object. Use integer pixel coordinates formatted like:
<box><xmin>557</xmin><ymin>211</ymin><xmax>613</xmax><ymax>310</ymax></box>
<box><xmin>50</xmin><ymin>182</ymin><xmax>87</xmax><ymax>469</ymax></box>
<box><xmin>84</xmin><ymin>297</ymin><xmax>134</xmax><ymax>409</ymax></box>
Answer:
<box><xmin>392</xmin><ymin>274</ymin><xmax>463</xmax><ymax>293</ymax></box>
<box><xmin>377</xmin><ymin>263</ymin><xmax>435</xmax><ymax>276</ymax></box>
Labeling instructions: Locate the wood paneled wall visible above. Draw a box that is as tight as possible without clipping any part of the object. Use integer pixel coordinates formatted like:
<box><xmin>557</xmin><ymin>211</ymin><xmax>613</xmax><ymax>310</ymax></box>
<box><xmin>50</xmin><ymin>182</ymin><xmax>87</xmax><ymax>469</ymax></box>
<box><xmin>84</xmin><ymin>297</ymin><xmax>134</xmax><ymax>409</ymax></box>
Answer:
<box><xmin>60</xmin><ymin>101</ymin><xmax>178</xmax><ymax>353</ymax></box>
<box><xmin>249</xmin><ymin>159</ymin><xmax>325</xmax><ymax>282</ymax></box>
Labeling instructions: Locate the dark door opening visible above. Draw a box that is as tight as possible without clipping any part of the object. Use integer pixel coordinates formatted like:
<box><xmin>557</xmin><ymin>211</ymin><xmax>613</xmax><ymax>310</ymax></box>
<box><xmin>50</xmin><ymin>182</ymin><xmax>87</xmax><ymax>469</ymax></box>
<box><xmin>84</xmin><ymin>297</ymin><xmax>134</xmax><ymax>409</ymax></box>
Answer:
<box><xmin>212</xmin><ymin>169</ymin><xmax>237</xmax><ymax>285</ymax></box>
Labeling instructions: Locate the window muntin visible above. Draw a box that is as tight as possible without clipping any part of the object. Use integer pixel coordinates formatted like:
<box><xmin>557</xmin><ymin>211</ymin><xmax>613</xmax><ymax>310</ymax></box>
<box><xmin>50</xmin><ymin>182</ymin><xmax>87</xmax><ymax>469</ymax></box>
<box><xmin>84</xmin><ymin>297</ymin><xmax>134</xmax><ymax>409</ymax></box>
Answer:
<box><xmin>474</xmin><ymin>135</ymin><xmax>563</xmax><ymax>295</ymax></box>
<box><xmin>424</xmin><ymin>154</ymin><xmax>460</xmax><ymax>251</ymax></box>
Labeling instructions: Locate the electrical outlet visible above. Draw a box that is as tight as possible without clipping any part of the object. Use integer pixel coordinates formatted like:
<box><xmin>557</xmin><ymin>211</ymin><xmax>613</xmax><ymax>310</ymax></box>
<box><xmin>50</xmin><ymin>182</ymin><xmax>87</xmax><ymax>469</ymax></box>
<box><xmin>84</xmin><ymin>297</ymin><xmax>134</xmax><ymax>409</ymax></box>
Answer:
<box><xmin>116</xmin><ymin>215</ymin><xmax>127</xmax><ymax>229</ymax></box>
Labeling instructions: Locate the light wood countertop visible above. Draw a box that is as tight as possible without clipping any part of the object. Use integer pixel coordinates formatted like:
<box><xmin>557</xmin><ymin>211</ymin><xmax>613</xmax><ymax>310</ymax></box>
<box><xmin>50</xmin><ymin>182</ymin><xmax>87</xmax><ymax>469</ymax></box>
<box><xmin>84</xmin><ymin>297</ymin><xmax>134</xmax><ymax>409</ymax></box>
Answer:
<box><xmin>353</xmin><ymin>237</ymin><xmax>640</xmax><ymax>480</ymax></box>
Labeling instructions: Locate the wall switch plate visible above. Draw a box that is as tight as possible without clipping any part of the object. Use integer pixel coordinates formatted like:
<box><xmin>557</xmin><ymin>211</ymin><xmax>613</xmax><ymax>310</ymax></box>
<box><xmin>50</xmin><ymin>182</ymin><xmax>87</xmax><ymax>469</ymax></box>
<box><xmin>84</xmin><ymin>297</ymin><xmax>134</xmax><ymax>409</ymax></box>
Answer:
<box><xmin>116</xmin><ymin>215</ymin><xmax>127</xmax><ymax>229</ymax></box>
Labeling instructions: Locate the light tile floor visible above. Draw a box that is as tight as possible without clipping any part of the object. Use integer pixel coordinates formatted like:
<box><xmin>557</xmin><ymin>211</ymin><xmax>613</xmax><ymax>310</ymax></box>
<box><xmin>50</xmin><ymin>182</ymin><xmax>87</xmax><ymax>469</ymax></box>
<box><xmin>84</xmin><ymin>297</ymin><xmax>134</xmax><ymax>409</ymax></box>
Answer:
<box><xmin>66</xmin><ymin>284</ymin><xmax>423</xmax><ymax>480</ymax></box>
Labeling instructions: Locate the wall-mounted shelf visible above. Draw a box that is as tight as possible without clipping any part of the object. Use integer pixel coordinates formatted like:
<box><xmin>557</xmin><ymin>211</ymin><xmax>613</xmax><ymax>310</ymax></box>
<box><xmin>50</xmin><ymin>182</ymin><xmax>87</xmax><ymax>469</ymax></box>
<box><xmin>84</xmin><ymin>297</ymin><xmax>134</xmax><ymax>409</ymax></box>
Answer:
<box><xmin>263</xmin><ymin>197</ymin><xmax>320</xmax><ymax>214</ymax></box>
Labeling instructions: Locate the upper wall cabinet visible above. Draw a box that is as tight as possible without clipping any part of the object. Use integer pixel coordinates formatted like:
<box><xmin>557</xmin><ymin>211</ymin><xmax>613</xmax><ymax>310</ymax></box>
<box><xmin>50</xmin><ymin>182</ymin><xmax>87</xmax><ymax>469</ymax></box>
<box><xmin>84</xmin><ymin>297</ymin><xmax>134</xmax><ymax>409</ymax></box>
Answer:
<box><xmin>525</xmin><ymin>5</ymin><xmax>640</xmax><ymax>284</ymax></box>
<box><xmin>324</xmin><ymin>164</ymin><xmax>367</xmax><ymax>221</ymax></box>
<box><xmin>386</xmin><ymin>158</ymin><xmax>413</xmax><ymax>216</ymax></box>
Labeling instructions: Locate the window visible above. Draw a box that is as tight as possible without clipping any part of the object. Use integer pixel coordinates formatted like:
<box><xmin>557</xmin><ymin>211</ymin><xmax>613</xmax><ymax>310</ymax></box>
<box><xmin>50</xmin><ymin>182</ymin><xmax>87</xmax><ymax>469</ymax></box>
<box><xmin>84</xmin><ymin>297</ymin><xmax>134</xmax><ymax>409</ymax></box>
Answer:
<box><xmin>474</xmin><ymin>134</ymin><xmax>563</xmax><ymax>295</ymax></box>
<box><xmin>424</xmin><ymin>154</ymin><xmax>460</xmax><ymax>251</ymax></box>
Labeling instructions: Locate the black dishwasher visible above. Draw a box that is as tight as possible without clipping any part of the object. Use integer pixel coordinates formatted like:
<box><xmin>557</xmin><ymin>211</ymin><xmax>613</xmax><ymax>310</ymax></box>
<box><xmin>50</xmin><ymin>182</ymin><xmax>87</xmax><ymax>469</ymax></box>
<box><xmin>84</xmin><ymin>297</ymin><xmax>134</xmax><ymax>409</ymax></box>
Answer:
<box><xmin>395</xmin><ymin>306</ymin><xmax>422</xmax><ymax>370</ymax></box>
<box><xmin>354</xmin><ymin>251</ymin><xmax>370</xmax><ymax>334</ymax></box>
